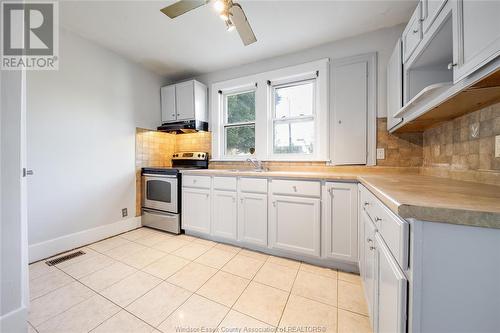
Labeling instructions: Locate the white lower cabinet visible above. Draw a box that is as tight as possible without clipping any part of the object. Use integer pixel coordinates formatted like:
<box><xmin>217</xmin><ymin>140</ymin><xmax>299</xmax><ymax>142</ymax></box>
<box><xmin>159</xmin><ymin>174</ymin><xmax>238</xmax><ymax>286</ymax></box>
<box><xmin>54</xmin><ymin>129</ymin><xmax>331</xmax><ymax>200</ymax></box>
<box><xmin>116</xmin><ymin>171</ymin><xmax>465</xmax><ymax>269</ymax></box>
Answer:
<box><xmin>360</xmin><ymin>184</ymin><xmax>408</xmax><ymax>333</ymax></box>
<box><xmin>322</xmin><ymin>182</ymin><xmax>358</xmax><ymax>263</ymax></box>
<box><xmin>212</xmin><ymin>190</ymin><xmax>237</xmax><ymax>240</ymax></box>
<box><xmin>362</xmin><ymin>210</ymin><xmax>378</xmax><ymax>329</ymax></box>
<box><xmin>182</xmin><ymin>187</ymin><xmax>211</xmax><ymax>234</ymax></box>
<box><xmin>375</xmin><ymin>233</ymin><xmax>407</xmax><ymax>333</ymax></box>
<box><xmin>238</xmin><ymin>192</ymin><xmax>268</xmax><ymax>247</ymax></box>
<box><xmin>269</xmin><ymin>195</ymin><xmax>321</xmax><ymax>257</ymax></box>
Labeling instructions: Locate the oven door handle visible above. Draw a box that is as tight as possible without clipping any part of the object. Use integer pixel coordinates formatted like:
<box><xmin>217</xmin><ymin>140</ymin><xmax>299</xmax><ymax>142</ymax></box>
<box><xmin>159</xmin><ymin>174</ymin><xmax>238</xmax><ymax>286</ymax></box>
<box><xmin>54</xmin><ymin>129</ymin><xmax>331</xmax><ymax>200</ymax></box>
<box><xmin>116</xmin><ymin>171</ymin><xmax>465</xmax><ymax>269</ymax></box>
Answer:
<box><xmin>142</xmin><ymin>208</ymin><xmax>178</xmax><ymax>217</ymax></box>
<box><xmin>142</xmin><ymin>174</ymin><xmax>177</xmax><ymax>179</ymax></box>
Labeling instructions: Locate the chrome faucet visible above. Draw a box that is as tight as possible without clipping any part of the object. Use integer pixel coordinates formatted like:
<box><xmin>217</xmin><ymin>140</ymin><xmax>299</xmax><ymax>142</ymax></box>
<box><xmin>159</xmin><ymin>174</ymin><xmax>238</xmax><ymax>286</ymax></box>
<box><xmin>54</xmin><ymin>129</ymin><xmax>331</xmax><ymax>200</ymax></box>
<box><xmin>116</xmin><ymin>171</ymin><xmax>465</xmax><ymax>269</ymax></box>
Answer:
<box><xmin>246</xmin><ymin>157</ymin><xmax>264</xmax><ymax>171</ymax></box>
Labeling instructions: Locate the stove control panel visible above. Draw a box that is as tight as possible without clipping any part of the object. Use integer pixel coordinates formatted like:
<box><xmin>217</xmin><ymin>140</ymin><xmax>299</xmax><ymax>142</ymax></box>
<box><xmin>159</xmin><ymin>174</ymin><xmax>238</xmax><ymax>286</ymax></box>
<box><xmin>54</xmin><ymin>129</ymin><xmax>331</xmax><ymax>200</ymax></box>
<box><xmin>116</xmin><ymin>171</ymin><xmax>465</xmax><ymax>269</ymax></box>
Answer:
<box><xmin>172</xmin><ymin>152</ymin><xmax>208</xmax><ymax>160</ymax></box>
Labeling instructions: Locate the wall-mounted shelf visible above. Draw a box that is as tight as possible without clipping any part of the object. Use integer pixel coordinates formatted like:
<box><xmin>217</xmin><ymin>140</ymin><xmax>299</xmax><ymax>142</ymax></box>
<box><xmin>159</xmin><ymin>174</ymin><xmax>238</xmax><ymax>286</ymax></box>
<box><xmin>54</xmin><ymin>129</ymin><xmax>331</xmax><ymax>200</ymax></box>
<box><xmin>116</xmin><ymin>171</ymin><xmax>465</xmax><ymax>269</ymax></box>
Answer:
<box><xmin>392</xmin><ymin>59</ymin><xmax>500</xmax><ymax>133</ymax></box>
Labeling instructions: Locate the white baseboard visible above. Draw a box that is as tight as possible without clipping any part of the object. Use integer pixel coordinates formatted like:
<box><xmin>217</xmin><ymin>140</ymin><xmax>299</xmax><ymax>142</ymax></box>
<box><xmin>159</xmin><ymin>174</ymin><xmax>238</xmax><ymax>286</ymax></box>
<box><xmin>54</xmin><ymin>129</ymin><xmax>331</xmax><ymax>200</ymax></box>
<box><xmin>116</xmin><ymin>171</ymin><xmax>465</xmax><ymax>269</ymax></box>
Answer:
<box><xmin>29</xmin><ymin>217</ymin><xmax>141</xmax><ymax>263</ymax></box>
<box><xmin>0</xmin><ymin>306</ymin><xmax>27</xmax><ymax>333</ymax></box>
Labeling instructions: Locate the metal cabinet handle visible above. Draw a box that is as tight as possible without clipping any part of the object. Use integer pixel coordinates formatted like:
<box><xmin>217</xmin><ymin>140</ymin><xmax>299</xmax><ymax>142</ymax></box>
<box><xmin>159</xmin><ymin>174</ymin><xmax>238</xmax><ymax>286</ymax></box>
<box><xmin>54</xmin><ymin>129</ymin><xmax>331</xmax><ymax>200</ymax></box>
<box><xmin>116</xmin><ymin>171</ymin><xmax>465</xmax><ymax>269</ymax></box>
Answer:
<box><xmin>23</xmin><ymin>168</ymin><xmax>34</xmax><ymax>177</ymax></box>
<box><xmin>370</xmin><ymin>246</ymin><xmax>376</xmax><ymax>251</ymax></box>
<box><xmin>292</xmin><ymin>186</ymin><xmax>297</xmax><ymax>192</ymax></box>
<box><xmin>272</xmin><ymin>201</ymin><xmax>276</xmax><ymax>207</ymax></box>
<box><xmin>413</xmin><ymin>28</ymin><xmax>419</xmax><ymax>34</ymax></box>
<box><xmin>447</xmin><ymin>62</ymin><xmax>458</xmax><ymax>70</ymax></box>
<box><xmin>193</xmin><ymin>179</ymin><xmax>197</xmax><ymax>183</ymax></box>
<box><xmin>240</xmin><ymin>198</ymin><xmax>244</xmax><ymax>203</ymax></box>
<box><xmin>363</xmin><ymin>201</ymin><xmax>369</xmax><ymax>206</ymax></box>
<box><xmin>375</xmin><ymin>217</ymin><xmax>382</xmax><ymax>222</ymax></box>
<box><xmin>367</xmin><ymin>238</ymin><xmax>373</xmax><ymax>243</ymax></box>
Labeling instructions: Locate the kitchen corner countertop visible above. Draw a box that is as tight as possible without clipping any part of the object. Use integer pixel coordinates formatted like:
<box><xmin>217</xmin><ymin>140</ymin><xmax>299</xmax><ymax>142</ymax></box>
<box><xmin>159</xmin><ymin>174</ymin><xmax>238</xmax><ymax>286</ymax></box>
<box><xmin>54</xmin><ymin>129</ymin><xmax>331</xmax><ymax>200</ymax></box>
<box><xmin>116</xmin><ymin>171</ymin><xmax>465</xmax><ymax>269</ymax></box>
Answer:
<box><xmin>181</xmin><ymin>169</ymin><xmax>500</xmax><ymax>229</ymax></box>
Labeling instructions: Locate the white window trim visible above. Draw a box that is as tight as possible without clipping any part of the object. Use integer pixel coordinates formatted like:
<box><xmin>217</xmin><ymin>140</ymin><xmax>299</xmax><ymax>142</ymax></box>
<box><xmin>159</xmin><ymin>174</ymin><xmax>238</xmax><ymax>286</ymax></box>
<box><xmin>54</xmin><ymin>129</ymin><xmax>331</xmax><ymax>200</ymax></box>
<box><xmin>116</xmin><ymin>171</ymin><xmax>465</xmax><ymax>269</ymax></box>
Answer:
<box><xmin>211</xmin><ymin>59</ymin><xmax>329</xmax><ymax>161</ymax></box>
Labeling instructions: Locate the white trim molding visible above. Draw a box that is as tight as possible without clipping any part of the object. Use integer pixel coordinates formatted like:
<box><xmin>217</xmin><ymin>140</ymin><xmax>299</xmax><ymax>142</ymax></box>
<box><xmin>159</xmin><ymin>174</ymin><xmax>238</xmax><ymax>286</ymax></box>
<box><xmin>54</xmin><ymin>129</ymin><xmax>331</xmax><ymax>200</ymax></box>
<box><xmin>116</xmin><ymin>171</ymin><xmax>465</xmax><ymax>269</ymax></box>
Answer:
<box><xmin>0</xmin><ymin>306</ymin><xmax>27</xmax><ymax>333</ymax></box>
<box><xmin>29</xmin><ymin>216</ymin><xmax>141</xmax><ymax>263</ymax></box>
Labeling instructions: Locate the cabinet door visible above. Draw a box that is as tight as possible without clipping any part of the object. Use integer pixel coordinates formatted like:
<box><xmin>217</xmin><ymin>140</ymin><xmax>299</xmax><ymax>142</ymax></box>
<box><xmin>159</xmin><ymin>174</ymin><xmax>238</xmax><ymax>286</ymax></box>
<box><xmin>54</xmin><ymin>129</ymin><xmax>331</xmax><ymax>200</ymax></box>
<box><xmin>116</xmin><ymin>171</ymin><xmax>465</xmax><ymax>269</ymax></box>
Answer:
<box><xmin>323</xmin><ymin>182</ymin><xmax>358</xmax><ymax>263</ymax></box>
<box><xmin>422</xmin><ymin>0</ymin><xmax>447</xmax><ymax>34</ymax></box>
<box><xmin>238</xmin><ymin>193</ymin><xmax>268</xmax><ymax>247</ymax></box>
<box><xmin>175</xmin><ymin>81</ymin><xmax>195</xmax><ymax>121</ymax></box>
<box><xmin>454</xmin><ymin>0</ymin><xmax>500</xmax><ymax>82</ymax></box>
<box><xmin>331</xmin><ymin>60</ymin><xmax>368</xmax><ymax>165</ymax></box>
<box><xmin>212</xmin><ymin>190</ymin><xmax>237</xmax><ymax>240</ymax></box>
<box><xmin>362</xmin><ymin>210</ymin><xmax>378</xmax><ymax>330</ymax></box>
<box><xmin>386</xmin><ymin>39</ymin><xmax>403</xmax><ymax>130</ymax></box>
<box><xmin>161</xmin><ymin>85</ymin><xmax>176</xmax><ymax>123</ymax></box>
<box><xmin>402</xmin><ymin>3</ymin><xmax>422</xmax><ymax>63</ymax></box>
<box><xmin>182</xmin><ymin>187</ymin><xmax>211</xmax><ymax>234</ymax></box>
<box><xmin>269</xmin><ymin>195</ymin><xmax>320</xmax><ymax>257</ymax></box>
<box><xmin>376</xmin><ymin>234</ymin><xmax>407</xmax><ymax>333</ymax></box>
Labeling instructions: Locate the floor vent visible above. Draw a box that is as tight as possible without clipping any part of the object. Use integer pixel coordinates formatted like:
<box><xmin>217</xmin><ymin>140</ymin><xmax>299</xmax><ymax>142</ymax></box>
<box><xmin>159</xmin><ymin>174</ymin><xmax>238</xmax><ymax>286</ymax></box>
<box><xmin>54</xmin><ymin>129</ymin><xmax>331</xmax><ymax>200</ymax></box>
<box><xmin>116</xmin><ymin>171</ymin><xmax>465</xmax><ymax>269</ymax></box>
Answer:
<box><xmin>45</xmin><ymin>250</ymin><xmax>86</xmax><ymax>266</ymax></box>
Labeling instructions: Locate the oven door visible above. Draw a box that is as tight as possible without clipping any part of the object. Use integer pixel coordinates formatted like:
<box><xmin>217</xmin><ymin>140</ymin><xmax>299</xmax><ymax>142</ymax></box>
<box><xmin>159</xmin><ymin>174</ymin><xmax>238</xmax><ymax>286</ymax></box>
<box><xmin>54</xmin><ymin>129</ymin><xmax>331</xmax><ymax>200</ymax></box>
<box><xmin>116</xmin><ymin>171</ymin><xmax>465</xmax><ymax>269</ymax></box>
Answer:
<box><xmin>142</xmin><ymin>174</ymin><xmax>178</xmax><ymax>213</ymax></box>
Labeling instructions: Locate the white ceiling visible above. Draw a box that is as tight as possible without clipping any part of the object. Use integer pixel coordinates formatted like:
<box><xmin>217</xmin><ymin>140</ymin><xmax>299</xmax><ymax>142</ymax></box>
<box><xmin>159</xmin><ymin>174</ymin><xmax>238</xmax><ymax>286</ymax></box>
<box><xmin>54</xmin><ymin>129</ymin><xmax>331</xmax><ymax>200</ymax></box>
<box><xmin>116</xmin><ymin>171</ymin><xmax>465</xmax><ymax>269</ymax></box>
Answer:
<box><xmin>60</xmin><ymin>0</ymin><xmax>417</xmax><ymax>78</ymax></box>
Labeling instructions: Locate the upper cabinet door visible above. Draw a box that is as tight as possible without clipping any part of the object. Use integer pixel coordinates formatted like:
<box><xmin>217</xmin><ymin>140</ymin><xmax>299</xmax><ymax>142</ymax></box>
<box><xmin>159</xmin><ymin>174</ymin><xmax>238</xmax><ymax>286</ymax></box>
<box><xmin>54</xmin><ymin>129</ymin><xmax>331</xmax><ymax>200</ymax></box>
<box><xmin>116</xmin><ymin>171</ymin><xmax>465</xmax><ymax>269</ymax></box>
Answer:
<box><xmin>387</xmin><ymin>39</ymin><xmax>403</xmax><ymax>131</ymax></box>
<box><xmin>331</xmin><ymin>59</ymin><xmax>368</xmax><ymax>165</ymax></box>
<box><xmin>453</xmin><ymin>0</ymin><xmax>500</xmax><ymax>82</ymax></box>
<box><xmin>175</xmin><ymin>81</ymin><xmax>195</xmax><ymax>121</ymax></box>
<box><xmin>402</xmin><ymin>3</ymin><xmax>423</xmax><ymax>63</ymax></box>
<box><xmin>161</xmin><ymin>85</ymin><xmax>176</xmax><ymax>123</ymax></box>
<box><xmin>422</xmin><ymin>0</ymin><xmax>448</xmax><ymax>34</ymax></box>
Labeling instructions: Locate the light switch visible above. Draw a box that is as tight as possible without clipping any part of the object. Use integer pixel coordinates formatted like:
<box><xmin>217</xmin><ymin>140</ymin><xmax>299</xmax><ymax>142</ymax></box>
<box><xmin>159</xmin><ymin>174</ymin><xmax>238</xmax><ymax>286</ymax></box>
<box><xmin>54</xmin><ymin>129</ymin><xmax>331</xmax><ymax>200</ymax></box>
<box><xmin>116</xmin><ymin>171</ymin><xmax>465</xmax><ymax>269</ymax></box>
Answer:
<box><xmin>495</xmin><ymin>135</ymin><xmax>500</xmax><ymax>158</ymax></box>
<box><xmin>376</xmin><ymin>148</ymin><xmax>385</xmax><ymax>160</ymax></box>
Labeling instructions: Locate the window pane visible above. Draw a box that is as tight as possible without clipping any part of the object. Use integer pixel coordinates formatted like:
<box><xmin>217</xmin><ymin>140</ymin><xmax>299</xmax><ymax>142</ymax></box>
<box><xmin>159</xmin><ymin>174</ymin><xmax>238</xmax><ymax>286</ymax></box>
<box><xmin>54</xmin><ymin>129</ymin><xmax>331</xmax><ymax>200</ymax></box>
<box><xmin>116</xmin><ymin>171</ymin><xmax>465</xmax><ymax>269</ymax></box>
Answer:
<box><xmin>274</xmin><ymin>121</ymin><xmax>314</xmax><ymax>154</ymax></box>
<box><xmin>227</xmin><ymin>91</ymin><xmax>255</xmax><ymax>123</ymax></box>
<box><xmin>275</xmin><ymin>81</ymin><xmax>314</xmax><ymax>118</ymax></box>
<box><xmin>225</xmin><ymin>125</ymin><xmax>256</xmax><ymax>156</ymax></box>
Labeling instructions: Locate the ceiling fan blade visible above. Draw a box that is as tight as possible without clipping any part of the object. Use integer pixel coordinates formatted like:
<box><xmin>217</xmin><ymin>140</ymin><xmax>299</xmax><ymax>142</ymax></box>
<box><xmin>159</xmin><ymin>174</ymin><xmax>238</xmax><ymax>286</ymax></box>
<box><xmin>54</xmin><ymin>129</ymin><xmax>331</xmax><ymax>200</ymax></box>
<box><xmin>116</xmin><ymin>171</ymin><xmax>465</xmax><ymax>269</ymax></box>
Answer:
<box><xmin>160</xmin><ymin>0</ymin><xmax>207</xmax><ymax>18</ymax></box>
<box><xmin>229</xmin><ymin>3</ymin><xmax>257</xmax><ymax>46</ymax></box>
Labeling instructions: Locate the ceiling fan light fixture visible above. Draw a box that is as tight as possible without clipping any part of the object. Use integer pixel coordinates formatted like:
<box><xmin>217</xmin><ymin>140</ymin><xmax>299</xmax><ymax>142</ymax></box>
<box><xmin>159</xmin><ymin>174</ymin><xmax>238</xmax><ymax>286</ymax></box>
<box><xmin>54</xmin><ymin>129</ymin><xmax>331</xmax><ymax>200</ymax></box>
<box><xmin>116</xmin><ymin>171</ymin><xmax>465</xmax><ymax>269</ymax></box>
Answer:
<box><xmin>225</xmin><ymin>19</ymin><xmax>235</xmax><ymax>31</ymax></box>
<box><xmin>213</xmin><ymin>0</ymin><xmax>224</xmax><ymax>13</ymax></box>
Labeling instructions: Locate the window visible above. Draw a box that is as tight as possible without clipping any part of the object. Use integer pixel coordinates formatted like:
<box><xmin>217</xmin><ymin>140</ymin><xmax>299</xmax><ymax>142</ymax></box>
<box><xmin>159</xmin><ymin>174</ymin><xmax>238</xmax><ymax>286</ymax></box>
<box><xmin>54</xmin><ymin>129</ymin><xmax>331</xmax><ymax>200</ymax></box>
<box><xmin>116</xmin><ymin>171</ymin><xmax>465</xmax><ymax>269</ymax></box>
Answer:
<box><xmin>272</xmin><ymin>80</ymin><xmax>315</xmax><ymax>155</ymax></box>
<box><xmin>212</xmin><ymin>59</ymin><xmax>329</xmax><ymax>161</ymax></box>
<box><xmin>223</xmin><ymin>90</ymin><xmax>255</xmax><ymax>156</ymax></box>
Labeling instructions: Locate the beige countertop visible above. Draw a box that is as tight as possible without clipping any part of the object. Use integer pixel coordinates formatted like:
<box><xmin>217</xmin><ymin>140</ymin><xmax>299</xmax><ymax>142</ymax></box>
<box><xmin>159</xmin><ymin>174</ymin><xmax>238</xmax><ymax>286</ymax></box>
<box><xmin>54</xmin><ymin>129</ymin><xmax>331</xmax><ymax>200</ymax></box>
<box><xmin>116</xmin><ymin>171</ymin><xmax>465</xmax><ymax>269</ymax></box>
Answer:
<box><xmin>181</xmin><ymin>169</ymin><xmax>500</xmax><ymax>229</ymax></box>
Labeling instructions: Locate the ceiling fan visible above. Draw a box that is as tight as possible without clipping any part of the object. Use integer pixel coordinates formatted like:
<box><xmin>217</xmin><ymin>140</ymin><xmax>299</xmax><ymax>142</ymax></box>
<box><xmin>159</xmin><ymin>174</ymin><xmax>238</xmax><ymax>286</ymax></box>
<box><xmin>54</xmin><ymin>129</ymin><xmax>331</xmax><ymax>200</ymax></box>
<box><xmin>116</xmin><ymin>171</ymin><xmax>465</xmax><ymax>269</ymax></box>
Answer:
<box><xmin>160</xmin><ymin>0</ymin><xmax>257</xmax><ymax>46</ymax></box>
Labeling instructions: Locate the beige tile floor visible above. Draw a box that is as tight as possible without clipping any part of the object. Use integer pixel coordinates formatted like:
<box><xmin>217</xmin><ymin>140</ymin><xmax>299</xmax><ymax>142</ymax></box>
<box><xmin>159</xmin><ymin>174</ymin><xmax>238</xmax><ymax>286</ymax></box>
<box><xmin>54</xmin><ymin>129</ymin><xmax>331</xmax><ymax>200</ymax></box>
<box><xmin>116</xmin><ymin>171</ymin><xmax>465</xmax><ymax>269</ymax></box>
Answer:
<box><xmin>28</xmin><ymin>227</ymin><xmax>372</xmax><ymax>333</ymax></box>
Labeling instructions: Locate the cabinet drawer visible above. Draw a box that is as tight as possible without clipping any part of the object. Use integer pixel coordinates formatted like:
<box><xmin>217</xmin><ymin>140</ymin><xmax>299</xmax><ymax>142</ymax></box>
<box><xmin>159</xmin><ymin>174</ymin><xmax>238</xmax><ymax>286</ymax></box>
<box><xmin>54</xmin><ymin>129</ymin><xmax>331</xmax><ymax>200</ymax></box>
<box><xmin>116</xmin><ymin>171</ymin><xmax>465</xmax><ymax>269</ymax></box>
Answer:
<box><xmin>271</xmin><ymin>179</ymin><xmax>321</xmax><ymax>197</ymax></box>
<box><xmin>182</xmin><ymin>175</ymin><xmax>211</xmax><ymax>189</ymax></box>
<box><xmin>239</xmin><ymin>177</ymin><xmax>267</xmax><ymax>194</ymax></box>
<box><xmin>373</xmin><ymin>201</ymin><xmax>409</xmax><ymax>270</ymax></box>
<box><xmin>402</xmin><ymin>3</ymin><xmax>423</xmax><ymax>62</ymax></box>
<box><xmin>359</xmin><ymin>185</ymin><xmax>378</xmax><ymax>221</ymax></box>
<box><xmin>213</xmin><ymin>176</ymin><xmax>237</xmax><ymax>191</ymax></box>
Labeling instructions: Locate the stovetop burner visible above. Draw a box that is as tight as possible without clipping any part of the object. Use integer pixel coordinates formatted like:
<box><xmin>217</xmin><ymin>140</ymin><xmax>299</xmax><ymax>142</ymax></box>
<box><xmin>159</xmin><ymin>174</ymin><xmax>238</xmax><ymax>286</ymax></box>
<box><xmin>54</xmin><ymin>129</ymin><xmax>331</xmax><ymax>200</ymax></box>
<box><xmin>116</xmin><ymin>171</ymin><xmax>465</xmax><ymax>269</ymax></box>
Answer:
<box><xmin>141</xmin><ymin>152</ymin><xmax>208</xmax><ymax>175</ymax></box>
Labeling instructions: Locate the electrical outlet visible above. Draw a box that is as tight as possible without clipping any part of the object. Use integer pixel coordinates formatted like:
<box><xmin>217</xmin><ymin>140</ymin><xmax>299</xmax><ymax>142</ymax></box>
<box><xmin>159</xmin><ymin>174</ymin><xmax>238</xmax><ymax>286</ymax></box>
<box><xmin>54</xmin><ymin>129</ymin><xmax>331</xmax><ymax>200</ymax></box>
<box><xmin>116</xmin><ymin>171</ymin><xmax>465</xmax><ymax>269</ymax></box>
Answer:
<box><xmin>495</xmin><ymin>135</ymin><xmax>500</xmax><ymax>158</ymax></box>
<box><xmin>122</xmin><ymin>208</ymin><xmax>128</xmax><ymax>218</ymax></box>
<box><xmin>376</xmin><ymin>148</ymin><xmax>385</xmax><ymax>160</ymax></box>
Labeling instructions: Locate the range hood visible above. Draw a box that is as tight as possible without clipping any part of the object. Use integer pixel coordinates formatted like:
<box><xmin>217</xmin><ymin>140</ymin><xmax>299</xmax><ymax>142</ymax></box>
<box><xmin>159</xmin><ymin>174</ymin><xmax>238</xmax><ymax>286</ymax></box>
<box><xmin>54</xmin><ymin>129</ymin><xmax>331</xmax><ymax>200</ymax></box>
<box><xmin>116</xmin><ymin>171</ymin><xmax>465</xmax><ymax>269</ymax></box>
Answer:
<box><xmin>157</xmin><ymin>120</ymin><xmax>208</xmax><ymax>134</ymax></box>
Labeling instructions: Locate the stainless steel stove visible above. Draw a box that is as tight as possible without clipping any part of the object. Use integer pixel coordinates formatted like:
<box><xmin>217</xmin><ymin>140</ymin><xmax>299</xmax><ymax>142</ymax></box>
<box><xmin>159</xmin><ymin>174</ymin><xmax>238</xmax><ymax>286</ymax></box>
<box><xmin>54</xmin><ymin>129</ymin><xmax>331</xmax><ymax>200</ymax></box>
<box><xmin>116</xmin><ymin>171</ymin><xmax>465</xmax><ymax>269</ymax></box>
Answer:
<box><xmin>141</xmin><ymin>152</ymin><xmax>208</xmax><ymax>233</ymax></box>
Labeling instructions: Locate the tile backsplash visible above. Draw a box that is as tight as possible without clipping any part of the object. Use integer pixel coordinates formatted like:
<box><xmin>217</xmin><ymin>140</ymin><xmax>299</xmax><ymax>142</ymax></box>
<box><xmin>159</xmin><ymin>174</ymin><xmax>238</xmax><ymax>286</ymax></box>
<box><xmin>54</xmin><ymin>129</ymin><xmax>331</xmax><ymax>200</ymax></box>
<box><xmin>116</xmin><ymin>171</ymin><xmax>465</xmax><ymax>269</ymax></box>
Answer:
<box><xmin>421</xmin><ymin>102</ymin><xmax>500</xmax><ymax>185</ymax></box>
<box><xmin>376</xmin><ymin>118</ymin><xmax>423</xmax><ymax>167</ymax></box>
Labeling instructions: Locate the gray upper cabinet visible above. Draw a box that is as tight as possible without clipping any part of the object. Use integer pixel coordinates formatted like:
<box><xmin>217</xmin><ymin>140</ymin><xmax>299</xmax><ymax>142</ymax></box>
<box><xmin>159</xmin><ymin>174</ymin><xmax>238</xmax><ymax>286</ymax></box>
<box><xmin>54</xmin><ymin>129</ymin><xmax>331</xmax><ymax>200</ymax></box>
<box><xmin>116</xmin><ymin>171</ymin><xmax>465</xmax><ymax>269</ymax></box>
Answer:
<box><xmin>453</xmin><ymin>0</ymin><xmax>500</xmax><ymax>82</ymax></box>
<box><xmin>161</xmin><ymin>80</ymin><xmax>207</xmax><ymax>124</ymax></box>
<box><xmin>402</xmin><ymin>3</ymin><xmax>422</xmax><ymax>63</ymax></box>
<box><xmin>386</xmin><ymin>39</ymin><xmax>403</xmax><ymax>130</ymax></box>
<box><xmin>160</xmin><ymin>85</ymin><xmax>176</xmax><ymax>122</ymax></box>
<box><xmin>422</xmin><ymin>0</ymin><xmax>448</xmax><ymax>34</ymax></box>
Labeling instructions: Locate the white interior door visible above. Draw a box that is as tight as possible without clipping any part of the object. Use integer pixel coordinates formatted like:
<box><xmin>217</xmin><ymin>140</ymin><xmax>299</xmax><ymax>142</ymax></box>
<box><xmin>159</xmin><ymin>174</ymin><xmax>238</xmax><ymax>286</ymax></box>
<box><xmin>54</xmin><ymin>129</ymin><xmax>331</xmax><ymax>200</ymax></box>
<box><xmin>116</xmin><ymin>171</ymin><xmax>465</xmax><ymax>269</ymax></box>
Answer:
<box><xmin>0</xmin><ymin>70</ymin><xmax>29</xmax><ymax>331</ymax></box>
<box><xmin>331</xmin><ymin>59</ymin><xmax>368</xmax><ymax>165</ymax></box>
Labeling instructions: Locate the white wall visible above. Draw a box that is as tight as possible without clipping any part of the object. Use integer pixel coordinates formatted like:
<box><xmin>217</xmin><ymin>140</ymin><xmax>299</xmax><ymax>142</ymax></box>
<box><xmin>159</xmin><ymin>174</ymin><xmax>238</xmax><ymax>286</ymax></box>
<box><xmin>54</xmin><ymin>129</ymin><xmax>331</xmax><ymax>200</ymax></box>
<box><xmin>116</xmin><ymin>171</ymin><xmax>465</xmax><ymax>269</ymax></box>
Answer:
<box><xmin>26</xmin><ymin>29</ymin><xmax>164</xmax><ymax>258</ymax></box>
<box><xmin>1</xmin><ymin>70</ymin><xmax>29</xmax><ymax>332</ymax></box>
<box><xmin>194</xmin><ymin>25</ymin><xmax>404</xmax><ymax>118</ymax></box>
